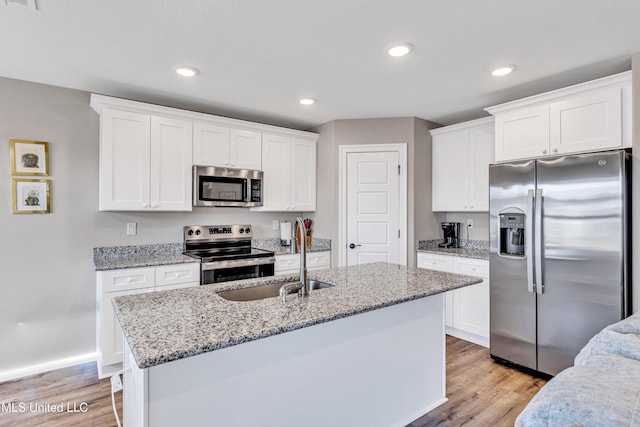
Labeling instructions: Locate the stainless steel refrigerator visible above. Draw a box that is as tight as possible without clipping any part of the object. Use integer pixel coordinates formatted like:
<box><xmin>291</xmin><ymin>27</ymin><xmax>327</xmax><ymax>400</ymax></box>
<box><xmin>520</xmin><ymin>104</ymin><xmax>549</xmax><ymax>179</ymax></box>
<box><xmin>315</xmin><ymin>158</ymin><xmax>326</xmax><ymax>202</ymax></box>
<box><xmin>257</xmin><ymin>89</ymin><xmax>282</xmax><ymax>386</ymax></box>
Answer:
<box><xmin>489</xmin><ymin>150</ymin><xmax>630</xmax><ymax>376</ymax></box>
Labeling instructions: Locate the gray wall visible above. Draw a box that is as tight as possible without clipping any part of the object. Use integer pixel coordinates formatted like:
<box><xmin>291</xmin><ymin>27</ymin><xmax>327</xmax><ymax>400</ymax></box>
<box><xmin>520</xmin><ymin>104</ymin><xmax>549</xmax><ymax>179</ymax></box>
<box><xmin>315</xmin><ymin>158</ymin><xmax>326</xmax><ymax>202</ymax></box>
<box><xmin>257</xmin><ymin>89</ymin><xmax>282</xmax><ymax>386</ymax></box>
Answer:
<box><xmin>632</xmin><ymin>53</ymin><xmax>639</xmax><ymax>313</ymax></box>
<box><xmin>312</xmin><ymin>117</ymin><xmax>441</xmax><ymax>268</ymax></box>
<box><xmin>0</xmin><ymin>77</ymin><xmax>304</xmax><ymax>376</ymax></box>
<box><xmin>439</xmin><ymin>212</ymin><xmax>490</xmax><ymax>242</ymax></box>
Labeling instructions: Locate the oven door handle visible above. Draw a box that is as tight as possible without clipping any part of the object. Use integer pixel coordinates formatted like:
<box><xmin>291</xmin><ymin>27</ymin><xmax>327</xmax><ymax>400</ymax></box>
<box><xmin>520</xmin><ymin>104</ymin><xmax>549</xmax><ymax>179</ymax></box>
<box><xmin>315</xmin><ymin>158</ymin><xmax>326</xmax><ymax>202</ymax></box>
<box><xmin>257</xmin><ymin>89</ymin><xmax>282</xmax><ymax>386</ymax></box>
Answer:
<box><xmin>202</xmin><ymin>257</ymin><xmax>275</xmax><ymax>270</ymax></box>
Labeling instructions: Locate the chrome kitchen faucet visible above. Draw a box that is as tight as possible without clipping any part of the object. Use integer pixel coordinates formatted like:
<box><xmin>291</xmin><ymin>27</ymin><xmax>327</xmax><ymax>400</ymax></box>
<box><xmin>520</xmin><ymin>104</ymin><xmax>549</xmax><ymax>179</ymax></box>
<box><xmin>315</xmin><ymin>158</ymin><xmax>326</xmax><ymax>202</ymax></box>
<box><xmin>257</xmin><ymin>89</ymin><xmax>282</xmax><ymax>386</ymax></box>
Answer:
<box><xmin>278</xmin><ymin>217</ymin><xmax>309</xmax><ymax>301</ymax></box>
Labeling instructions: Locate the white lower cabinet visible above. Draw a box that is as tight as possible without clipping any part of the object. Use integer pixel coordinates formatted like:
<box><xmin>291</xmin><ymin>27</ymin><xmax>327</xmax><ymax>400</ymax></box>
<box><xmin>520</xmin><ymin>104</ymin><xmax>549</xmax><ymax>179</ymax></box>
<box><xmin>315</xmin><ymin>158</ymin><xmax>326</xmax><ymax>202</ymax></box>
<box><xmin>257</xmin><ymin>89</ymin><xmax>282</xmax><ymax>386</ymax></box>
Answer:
<box><xmin>275</xmin><ymin>251</ymin><xmax>331</xmax><ymax>275</ymax></box>
<box><xmin>417</xmin><ymin>252</ymin><xmax>489</xmax><ymax>347</ymax></box>
<box><xmin>96</xmin><ymin>263</ymin><xmax>200</xmax><ymax>378</ymax></box>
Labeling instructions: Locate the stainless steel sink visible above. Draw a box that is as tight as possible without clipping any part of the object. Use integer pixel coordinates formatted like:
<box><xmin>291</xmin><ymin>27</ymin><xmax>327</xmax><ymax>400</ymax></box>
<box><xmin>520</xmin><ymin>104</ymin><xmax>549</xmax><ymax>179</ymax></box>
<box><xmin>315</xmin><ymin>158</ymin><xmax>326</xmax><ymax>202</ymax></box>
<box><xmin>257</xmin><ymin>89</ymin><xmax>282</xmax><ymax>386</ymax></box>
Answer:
<box><xmin>217</xmin><ymin>279</ymin><xmax>334</xmax><ymax>302</ymax></box>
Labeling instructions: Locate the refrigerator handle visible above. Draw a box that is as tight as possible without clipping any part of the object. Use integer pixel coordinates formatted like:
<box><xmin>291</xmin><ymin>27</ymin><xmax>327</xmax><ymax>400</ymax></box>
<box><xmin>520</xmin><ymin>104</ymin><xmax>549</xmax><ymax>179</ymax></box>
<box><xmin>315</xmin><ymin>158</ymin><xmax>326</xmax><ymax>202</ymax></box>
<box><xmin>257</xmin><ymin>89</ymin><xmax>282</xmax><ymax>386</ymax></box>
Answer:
<box><xmin>526</xmin><ymin>189</ymin><xmax>535</xmax><ymax>293</ymax></box>
<box><xmin>535</xmin><ymin>188</ymin><xmax>544</xmax><ymax>294</ymax></box>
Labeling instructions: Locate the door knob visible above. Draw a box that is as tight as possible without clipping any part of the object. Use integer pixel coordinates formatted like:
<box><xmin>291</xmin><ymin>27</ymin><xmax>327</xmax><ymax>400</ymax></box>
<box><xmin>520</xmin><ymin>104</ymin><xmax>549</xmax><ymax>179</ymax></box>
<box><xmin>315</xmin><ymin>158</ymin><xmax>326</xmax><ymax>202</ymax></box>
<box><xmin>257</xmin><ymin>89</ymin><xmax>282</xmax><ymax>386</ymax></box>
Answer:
<box><xmin>349</xmin><ymin>243</ymin><xmax>362</xmax><ymax>249</ymax></box>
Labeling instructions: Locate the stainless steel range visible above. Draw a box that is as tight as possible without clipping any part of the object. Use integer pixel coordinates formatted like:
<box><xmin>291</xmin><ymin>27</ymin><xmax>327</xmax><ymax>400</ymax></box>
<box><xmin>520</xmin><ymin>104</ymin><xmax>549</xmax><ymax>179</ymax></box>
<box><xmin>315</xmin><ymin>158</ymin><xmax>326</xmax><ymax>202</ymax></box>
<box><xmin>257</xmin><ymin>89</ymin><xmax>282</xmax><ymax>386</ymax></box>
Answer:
<box><xmin>183</xmin><ymin>225</ymin><xmax>275</xmax><ymax>285</ymax></box>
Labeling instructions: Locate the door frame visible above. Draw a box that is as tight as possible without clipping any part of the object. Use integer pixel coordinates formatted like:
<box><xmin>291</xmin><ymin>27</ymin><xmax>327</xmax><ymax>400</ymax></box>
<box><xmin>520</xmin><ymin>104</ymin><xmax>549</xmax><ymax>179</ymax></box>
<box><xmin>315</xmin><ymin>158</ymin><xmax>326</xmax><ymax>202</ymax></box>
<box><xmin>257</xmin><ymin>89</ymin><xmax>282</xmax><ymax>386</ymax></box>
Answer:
<box><xmin>338</xmin><ymin>144</ymin><xmax>408</xmax><ymax>267</ymax></box>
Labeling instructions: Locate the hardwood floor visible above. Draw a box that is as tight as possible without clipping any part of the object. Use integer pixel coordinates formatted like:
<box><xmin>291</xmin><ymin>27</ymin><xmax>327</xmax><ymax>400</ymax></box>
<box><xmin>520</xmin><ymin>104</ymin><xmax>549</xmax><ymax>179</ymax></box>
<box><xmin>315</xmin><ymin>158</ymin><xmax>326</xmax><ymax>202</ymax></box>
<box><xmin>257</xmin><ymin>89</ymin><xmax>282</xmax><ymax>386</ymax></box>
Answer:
<box><xmin>0</xmin><ymin>336</ymin><xmax>545</xmax><ymax>426</ymax></box>
<box><xmin>0</xmin><ymin>363</ymin><xmax>122</xmax><ymax>426</ymax></box>
<box><xmin>409</xmin><ymin>336</ymin><xmax>547</xmax><ymax>426</ymax></box>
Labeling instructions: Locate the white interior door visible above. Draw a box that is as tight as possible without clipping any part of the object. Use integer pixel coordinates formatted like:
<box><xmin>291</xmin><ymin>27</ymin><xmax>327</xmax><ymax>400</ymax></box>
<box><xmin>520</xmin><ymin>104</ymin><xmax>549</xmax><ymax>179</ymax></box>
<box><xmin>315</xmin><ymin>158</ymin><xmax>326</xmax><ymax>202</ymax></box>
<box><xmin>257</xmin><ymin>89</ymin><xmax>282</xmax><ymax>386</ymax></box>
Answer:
<box><xmin>345</xmin><ymin>151</ymin><xmax>401</xmax><ymax>266</ymax></box>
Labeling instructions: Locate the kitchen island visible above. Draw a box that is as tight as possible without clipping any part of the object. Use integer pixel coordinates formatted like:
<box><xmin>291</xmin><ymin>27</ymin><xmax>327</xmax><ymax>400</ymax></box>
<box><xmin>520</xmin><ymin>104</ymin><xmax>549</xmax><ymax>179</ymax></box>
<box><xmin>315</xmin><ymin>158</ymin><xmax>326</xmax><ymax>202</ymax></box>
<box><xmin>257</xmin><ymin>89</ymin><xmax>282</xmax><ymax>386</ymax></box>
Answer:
<box><xmin>113</xmin><ymin>262</ymin><xmax>482</xmax><ymax>427</ymax></box>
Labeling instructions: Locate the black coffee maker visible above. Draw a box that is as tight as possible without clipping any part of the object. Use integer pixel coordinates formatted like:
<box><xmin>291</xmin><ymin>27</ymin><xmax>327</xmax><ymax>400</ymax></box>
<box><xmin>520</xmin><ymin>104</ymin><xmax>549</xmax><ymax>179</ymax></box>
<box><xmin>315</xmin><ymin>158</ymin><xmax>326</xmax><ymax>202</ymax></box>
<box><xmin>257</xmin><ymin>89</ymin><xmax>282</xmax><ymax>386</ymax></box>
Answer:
<box><xmin>438</xmin><ymin>222</ymin><xmax>461</xmax><ymax>248</ymax></box>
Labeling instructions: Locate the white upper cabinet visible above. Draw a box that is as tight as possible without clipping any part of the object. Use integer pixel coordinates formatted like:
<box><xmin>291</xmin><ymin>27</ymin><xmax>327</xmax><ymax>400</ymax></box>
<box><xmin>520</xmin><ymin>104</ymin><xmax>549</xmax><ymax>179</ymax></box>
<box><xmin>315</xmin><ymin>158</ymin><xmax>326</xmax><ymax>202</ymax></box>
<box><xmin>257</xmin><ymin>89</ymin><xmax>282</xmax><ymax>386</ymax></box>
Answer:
<box><xmin>91</xmin><ymin>94</ymin><xmax>318</xmax><ymax>212</ymax></box>
<box><xmin>99</xmin><ymin>108</ymin><xmax>192</xmax><ymax>211</ymax></box>
<box><xmin>193</xmin><ymin>122</ymin><xmax>262</xmax><ymax>170</ymax></box>
<box><xmin>253</xmin><ymin>133</ymin><xmax>317</xmax><ymax>212</ymax></box>
<box><xmin>431</xmin><ymin>117</ymin><xmax>494</xmax><ymax>212</ymax></box>
<box><xmin>193</xmin><ymin>122</ymin><xmax>230</xmax><ymax>166</ymax></box>
<box><xmin>549</xmin><ymin>88</ymin><xmax>621</xmax><ymax>155</ymax></box>
<box><xmin>493</xmin><ymin>104</ymin><xmax>550</xmax><ymax>161</ymax></box>
<box><xmin>487</xmin><ymin>71</ymin><xmax>631</xmax><ymax>162</ymax></box>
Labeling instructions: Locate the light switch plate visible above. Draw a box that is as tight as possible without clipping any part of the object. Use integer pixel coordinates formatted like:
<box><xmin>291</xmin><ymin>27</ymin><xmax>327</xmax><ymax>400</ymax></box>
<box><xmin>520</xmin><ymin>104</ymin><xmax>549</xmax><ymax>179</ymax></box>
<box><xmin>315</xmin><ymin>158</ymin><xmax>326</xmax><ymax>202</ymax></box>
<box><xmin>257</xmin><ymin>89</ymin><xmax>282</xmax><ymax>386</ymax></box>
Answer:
<box><xmin>126</xmin><ymin>222</ymin><xmax>137</xmax><ymax>235</ymax></box>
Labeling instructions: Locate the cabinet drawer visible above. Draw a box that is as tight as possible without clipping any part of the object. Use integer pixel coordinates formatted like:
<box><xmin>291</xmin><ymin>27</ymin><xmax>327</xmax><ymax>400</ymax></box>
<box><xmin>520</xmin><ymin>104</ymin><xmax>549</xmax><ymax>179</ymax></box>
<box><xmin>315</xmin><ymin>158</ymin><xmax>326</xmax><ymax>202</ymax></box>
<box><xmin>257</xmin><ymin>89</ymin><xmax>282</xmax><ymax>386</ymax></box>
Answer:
<box><xmin>308</xmin><ymin>251</ymin><xmax>330</xmax><ymax>270</ymax></box>
<box><xmin>99</xmin><ymin>267</ymin><xmax>155</xmax><ymax>293</ymax></box>
<box><xmin>155</xmin><ymin>263</ymin><xmax>200</xmax><ymax>287</ymax></box>
<box><xmin>417</xmin><ymin>253</ymin><xmax>454</xmax><ymax>273</ymax></box>
<box><xmin>275</xmin><ymin>254</ymin><xmax>300</xmax><ymax>274</ymax></box>
<box><xmin>454</xmin><ymin>259</ymin><xmax>489</xmax><ymax>279</ymax></box>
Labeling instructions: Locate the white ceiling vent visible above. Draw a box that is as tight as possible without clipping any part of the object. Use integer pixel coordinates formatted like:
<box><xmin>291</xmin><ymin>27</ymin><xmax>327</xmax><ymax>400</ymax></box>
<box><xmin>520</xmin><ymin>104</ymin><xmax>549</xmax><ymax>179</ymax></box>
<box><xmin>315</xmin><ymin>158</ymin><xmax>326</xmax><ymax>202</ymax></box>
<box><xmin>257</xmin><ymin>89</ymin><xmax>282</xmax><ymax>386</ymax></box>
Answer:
<box><xmin>5</xmin><ymin>0</ymin><xmax>38</xmax><ymax>11</ymax></box>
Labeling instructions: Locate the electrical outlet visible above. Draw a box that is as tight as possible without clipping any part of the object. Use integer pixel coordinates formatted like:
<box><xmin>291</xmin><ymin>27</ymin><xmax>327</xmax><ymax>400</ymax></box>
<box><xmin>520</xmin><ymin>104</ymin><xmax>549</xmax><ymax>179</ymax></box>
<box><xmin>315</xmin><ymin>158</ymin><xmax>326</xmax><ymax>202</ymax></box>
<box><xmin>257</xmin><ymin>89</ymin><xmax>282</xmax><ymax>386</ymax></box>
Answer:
<box><xmin>126</xmin><ymin>222</ymin><xmax>137</xmax><ymax>235</ymax></box>
<box><xmin>272</xmin><ymin>220</ymin><xmax>279</xmax><ymax>230</ymax></box>
<box><xmin>467</xmin><ymin>219</ymin><xmax>473</xmax><ymax>229</ymax></box>
<box><xmin>110</xmin><ymin>373</ymin><xmax>123</xmax><ymax>393</ymax></box>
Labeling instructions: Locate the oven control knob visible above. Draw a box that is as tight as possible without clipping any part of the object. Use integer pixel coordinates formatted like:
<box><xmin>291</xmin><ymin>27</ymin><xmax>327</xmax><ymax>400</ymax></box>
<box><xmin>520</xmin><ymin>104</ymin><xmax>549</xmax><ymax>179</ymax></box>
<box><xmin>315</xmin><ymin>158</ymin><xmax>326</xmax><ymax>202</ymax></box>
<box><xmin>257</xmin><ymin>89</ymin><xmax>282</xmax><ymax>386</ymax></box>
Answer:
<box><xmin>245</xmin><ymin>227</ymin><xmax>251</xmax><ymax>234</ymax></box>
<box><xmin>195</xmin><ymin>230</ymin><xmax>201</xmax><ymax>235</ymax></box>
<box><xmin>239</xmin><ymin>228</ymin><xmax>245</xmax><ymax>233</ymax></box>
<box><xmin>188</xmin><ymin>230</ymin><xmax>194</xmax><ymax>235</ymax></box>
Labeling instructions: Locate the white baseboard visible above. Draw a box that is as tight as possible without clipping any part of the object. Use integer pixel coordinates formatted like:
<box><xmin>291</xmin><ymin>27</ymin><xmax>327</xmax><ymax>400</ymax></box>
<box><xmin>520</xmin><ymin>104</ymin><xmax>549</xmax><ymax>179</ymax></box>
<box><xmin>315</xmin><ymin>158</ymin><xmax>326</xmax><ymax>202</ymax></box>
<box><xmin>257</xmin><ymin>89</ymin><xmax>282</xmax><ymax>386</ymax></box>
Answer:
<box><xmin>446</xmin><ymin>327</ymin><xmax>489</xmax><ymax>348</ymax></box>
<box><xmin>0</xmin><ymin>352</ymin><xmax>97</xmax><ymax>383</ymax></box>
<box><xmin>391</xmin><ymin>397</ymin><xmax>448</xmax><ymax>427</ymax></box>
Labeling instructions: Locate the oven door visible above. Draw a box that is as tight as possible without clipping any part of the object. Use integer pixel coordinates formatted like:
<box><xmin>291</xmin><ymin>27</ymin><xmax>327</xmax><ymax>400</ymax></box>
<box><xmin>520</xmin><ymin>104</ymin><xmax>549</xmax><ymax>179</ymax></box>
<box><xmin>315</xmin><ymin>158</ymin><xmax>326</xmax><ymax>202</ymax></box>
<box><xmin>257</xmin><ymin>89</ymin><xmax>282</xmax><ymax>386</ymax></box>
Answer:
<box><xmin>201</xmin><ymin>257</ymin><xmax>275</xmax><ymax>284</ymax></box>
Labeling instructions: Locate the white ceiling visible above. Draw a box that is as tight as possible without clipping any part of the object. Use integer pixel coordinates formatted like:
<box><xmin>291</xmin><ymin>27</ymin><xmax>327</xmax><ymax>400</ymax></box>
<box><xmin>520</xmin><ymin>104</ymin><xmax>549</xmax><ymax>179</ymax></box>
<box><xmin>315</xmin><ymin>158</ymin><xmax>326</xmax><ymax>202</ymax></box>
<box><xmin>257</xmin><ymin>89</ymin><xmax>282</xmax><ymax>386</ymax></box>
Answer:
<box><xmin>2</xmin><ymin>0</ymin><xmax>640</xmax><ymax>130</ymax></box>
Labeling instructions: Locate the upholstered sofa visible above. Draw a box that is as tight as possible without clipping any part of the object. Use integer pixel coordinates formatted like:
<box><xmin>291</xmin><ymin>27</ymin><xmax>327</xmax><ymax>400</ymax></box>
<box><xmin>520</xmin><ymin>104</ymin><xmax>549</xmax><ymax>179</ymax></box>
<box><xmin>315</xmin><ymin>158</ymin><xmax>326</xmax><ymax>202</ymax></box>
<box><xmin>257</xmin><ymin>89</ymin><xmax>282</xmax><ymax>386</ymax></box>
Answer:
<box><xmin>516</xmin><ymin>312</ymin><xmax>640</xmax><ymax>426</ymax></box>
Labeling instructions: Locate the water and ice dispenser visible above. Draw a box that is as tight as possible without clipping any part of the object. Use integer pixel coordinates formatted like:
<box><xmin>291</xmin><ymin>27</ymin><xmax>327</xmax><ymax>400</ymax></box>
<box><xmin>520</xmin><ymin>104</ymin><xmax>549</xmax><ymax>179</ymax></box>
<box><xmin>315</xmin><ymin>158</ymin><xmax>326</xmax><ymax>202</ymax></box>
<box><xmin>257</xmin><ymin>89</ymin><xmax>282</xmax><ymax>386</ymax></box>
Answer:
<box><xmin>499</xmin><ymin>213</ymin><xmax>525</xmax><ymax>256</ymax></box>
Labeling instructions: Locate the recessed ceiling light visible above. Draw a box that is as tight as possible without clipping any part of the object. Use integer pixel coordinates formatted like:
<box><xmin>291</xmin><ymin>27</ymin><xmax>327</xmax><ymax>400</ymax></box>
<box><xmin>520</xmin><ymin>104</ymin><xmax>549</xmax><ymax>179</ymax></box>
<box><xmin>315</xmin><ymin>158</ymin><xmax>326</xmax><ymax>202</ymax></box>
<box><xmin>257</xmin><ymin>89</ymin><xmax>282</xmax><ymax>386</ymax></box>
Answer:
<box><xmin>175</xmin><ymin>66</ymin><xmax>200</xmax><ymax>77</ymax></box>
<box><xmin>492</xmin><ymin>65</ymin><xmax>516</xmax><ymax>77</ymax></box>
<box><xmin>386</xmin><ymin>42</ymin><xmax>414</xmax><ymax>57</ymax></box>
<box><xmin>299</xmin><ymin>98</ymin><xmax>317</xmax><ymax>105</ymax></box>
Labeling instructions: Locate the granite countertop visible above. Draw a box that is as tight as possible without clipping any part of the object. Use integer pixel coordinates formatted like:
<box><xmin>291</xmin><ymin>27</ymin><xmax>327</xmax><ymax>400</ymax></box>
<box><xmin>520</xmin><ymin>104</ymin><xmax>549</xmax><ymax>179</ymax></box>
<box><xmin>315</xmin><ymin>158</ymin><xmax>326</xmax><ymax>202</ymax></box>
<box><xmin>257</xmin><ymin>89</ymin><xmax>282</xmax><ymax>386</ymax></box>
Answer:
<box><xmin>112</xmin><ymin>262</ymin><xmax>482</xmax><ymax>369</ymax></box>
<box><xmin>253</xmin><ymin>237</ymin><xmax>331</xmax><ymax>255</ymax></box>
<box><xmin>94</xmin><ymin>238</ymin><xmax>332</xmax><ymax>271</ymax></box>
<box><xmin>416</xmin><ymin>240</ymin><xmax>489</xmax><ymax>260</ymax></box>
<box><xmin>93</xmin><ymin>243</ymin><xmax>198</xmax><ymax>271</ymax></box>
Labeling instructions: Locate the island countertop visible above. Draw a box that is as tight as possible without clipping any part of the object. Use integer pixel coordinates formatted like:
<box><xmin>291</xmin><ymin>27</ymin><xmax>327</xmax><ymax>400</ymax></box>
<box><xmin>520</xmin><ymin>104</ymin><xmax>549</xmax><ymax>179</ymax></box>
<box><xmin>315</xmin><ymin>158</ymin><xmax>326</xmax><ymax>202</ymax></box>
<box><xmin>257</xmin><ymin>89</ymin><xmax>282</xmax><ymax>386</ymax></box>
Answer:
<box><xmin>112</xmin><ymin>262</ymin><xmax>482</xmax><ymax>369</ymax></box>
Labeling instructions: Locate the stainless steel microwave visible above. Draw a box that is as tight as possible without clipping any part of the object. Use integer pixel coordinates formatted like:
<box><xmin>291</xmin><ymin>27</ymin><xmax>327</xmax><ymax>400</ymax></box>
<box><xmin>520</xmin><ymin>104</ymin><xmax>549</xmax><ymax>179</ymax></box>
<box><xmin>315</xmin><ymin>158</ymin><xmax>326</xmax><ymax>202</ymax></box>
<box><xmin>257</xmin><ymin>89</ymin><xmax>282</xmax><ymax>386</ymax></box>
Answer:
<box><xmin>193</xmin><ymin>166</ymin><xmax>263</xmax><ymax>207</ymax></box>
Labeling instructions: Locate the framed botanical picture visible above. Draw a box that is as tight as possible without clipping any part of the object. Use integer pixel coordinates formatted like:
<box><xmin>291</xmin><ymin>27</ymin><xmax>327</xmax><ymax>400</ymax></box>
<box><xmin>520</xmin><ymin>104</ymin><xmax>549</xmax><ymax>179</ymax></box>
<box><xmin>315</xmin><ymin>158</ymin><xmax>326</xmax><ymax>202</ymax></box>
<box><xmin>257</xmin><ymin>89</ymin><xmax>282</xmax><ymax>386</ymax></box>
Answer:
<box><xmin>12</xmin><ymin>179</ymin><xmax>51</xmax><ymax>214</ymax></box>
<box><xmin>10</xmin><ymin>139</ymin><xmax>49</xmax><ymax>176</ymax></box>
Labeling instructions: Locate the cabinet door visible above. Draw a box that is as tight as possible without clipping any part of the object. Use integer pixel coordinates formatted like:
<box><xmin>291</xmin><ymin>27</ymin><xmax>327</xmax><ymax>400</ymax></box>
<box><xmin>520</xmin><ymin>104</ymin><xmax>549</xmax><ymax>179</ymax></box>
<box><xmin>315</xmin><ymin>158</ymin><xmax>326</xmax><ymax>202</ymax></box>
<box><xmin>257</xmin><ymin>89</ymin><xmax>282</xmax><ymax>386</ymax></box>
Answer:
<box><xmin>452</xmin><ymin>259</ymin><xmax>490</xmax><ymax>341</ymax></box>
<box><xmin>101</xmin><ymin>288</ymin><xmax>154</xmax><ymax>366</ymax></box>
<box><xmin>494</xmin><ymin>104</ymin><xmax>549</xmax><ymax>162</ymax></box>
<box><xmin>452</xmin><ymin>281</ymin><xmax>490</xmax><ymax>338</ymax></box>
<box><xmin>468</xmin><ymin>125</ymin><xmax>494</xmax><ymax>212</ymax></box>
<box><xmin>258</xmin><ymin>134</ymin><xmax>291</xmax><ymax>211</ymax></box>
<box><xmin>549</xmin><ymin>87</ymin><xmax>622</xmax><ymax>155</ymax></box>
<box><xmin>416</xmin><ymin>253</ymin><xmax>454</xmax><ymax>327</ymax></box>
<box><xmin>100</xmin><ymin>108</ymin><xmax>151</xmax><ymax>211</ymax></box>
<box><xmin>230</xmin><ymin>129</ymin><xmax>262</xmax><ymax>170</ymax></box>
<box><xmin>193</xmin><ymin>122</ymin><xmax>230</xmax><ymax>166</ymax></box>
<box><xmin>150</xmin><ymin>116</ymin><xmax>193</xmax><ymax>211</ymax></box>
<box><xmin>290</xmin><ymin>139</ymin><xmax>316</xmax><ymax>211</ymax></box>
<box><xmin>432</xmin><ymin>130</ymin><xmax>469</xmax><ymax>211</ymax></box>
